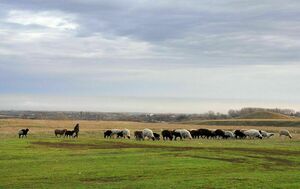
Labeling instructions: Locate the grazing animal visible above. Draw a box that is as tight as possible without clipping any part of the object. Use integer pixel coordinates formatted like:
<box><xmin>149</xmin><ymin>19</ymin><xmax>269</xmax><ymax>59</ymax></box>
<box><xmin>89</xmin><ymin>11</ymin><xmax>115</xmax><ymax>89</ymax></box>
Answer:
<box><xmin>153</xmin><ymin>133</ymin><xmax>160</xmax><ymax>140</ymax></box>
<box><xmin>234</xmin><ymin>130</ymin><xmax>246</xmax><ymax>139</ymax></box>
<box><xmin>244</xmin><ymin>129</ymin><xmax>263</xmax><ymax>139</ymax></box>
<box><xmin>198</xmin><ymin>129</ymin><xmax>215</xmax><ymax>139</ymax></box>
<box><xmin>121</xmin><ymin>129</ymin><xmax>131</xmax><ymax>139</ymax></box>
<box><xmin>54</xmin><ymin>129</ymin><xmax>67</xmax><ymax>137</ymax></box>
<box><xmin>134</xmin><ymin>131</ymin><xmax>144</xmax><ymax>140</ymax></box>
<box><xmin>161</xmin><ymin>130</ymin><xmax>173</xmax><ymax>140</ymax></box>
<box><xmin>111</xmin><ymin>129</ymin><xmax>122</xmax><ymax>138</ymax></box>
<box><xmin>18</xmin><ymin>128</ymin><xmax>29</xmax><ymax>138</ymax></box>
<box><xmin>189</xmin><ymin>130</ymin><xmax>200</xmax><ymax>139</ymax></box>
<box><xmin>214</xmin><ymin>129</ymin><xmax>227</xmax><ymax>139</ymax></box>
<box><xmin>73</xmin><ymin>123</ymin><xmax>79</xmax><ymax>138</ymax></box>
<box><xmin>143</xmin><ymin>128</ymin><xmax>155</xmax><ymax>141</ymax></box>
<box><xmin>279</xmin><ymin>129</ymin><xmax>292</xmax><ymax>139</ymax></box>
<box><xmin>224</xmin><ymin>131</ymin><xmax>235</xmax><ymax>139</ymax></box>
<box><xmin>174</xmin><ymin>129</ymin><xmax>192</xmax><ymax>140</ymax></box>
<box><xmin>172</xmin><ymin>130</ymin><xmax>182</xmax><ymax>140</ymax></box>
<box><xmin>64</xmin><ymin>130</ymin><xmax>75</xmax><ymax>138</ymax></box>
<box><xmin>117</xmin><ymin>131</ymin><xmax>124</xmax><ymax>138</ymax></box>
<box><xmin>104</xmin><ymin>130</ymin><xmax>112</xmax><ymax>138</ymax></box>
<box><xmin>259</xmin><ymin>130</ymin><xmax>274</xmax><ymax>138</ymax></box>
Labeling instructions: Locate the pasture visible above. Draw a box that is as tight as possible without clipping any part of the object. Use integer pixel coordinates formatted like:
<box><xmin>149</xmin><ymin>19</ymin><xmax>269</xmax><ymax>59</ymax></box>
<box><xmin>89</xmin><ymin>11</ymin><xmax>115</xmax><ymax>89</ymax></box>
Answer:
<box><xmin>0</xmin><ymin>119</ymin><xmax>300</xmax><ymax>188</ymax></box>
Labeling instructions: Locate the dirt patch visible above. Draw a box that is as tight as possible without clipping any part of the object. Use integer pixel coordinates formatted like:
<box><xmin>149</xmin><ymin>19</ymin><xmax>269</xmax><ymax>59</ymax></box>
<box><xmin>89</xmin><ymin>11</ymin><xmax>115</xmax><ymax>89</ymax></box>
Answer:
<box><xmin>173</xmin><ymin>154</ymin><xmax>246</xmax><ymax>163</ymax></box>
<box><xmin>32</xmin><ymin>141</ymin><xmax>153</xmax><ymax>149</ymax></box>
<box><xmin>31</xmin><ymin>141</ymin><xmax>300</xmax><ymax>157</ymax></box>
<box><xmin>217</xmin><ymin>147</ymin><xmax>300</xmax><ymax>156</ymax></box>
<box><xmin>81</xmin><ymin>176</ymin><xmax>126</xmax><ymax>183</ymax></box>
<box><xmin>81</xmin><ymin>175</ymin><xmax>145</xmax><ymax>184</ymax></box>
<box><xmin>264</xmin><ymin>156</ymin><xmax>296</xmax><ymax>166</ymax></box>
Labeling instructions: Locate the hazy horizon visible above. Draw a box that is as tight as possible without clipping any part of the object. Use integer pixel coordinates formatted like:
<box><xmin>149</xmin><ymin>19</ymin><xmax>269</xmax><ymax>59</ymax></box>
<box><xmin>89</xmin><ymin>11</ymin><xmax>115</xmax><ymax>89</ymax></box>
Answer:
<box><xmin>1</xmin><ymin>1</ymin><xmax>300</xmax><ymax>113</ymax></box>
<box><xmin>0</xmin><ymin>95</ymin><xmax>299</xmax><ymax>114</ymax></box>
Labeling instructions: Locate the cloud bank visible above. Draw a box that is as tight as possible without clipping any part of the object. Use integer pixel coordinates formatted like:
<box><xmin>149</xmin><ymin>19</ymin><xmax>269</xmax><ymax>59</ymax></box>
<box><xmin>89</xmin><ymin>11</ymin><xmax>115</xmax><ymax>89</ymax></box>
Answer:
<box><xmin>0</xmin><ymin>0</ymin><xmax>299</xmax><ymax>112</ymax></box>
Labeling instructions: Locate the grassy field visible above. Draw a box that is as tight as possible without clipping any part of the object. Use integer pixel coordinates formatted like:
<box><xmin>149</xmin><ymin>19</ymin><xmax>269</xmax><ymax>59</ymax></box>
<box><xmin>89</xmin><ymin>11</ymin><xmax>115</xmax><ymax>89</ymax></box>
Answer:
<box><xmin>0</xmin><ymin>119</ymin><xmax>300</xmax><ymax>188</ymax></box>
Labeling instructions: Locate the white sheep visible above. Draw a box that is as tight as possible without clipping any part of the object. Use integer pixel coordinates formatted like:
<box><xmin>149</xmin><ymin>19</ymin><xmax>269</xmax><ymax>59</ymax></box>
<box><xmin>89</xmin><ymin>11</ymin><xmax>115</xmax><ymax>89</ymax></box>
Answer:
<box><xmin>110</xmin><ymin>129</ymin><xmax>131</xmax><ymax>139</ymax></box>
<box><xmin>111</xmin><ymin>129</ymin><xmax>121</xmax><ymax>138</ymax></box>
<box><xmin>260</xmin><ymin>130</ymin><xmax>274</xmax><ymax>138</ymax></box>
<box><xmin>143</xmin><ymin>128</ymin><xmax>155</xmax><ymax>140</ymax></box>
<box><xmin>174</xmin><ymin>129</ymin><xmax>192</xmax><ymax>140</ymax></box>
<box><xmin>279</xmin><ymin>129</ymin><xmax>292</xmax><ymax>139</ymax></box>
<box><xmin>224</xmin><ymin>131</ymin><xmax>235</xmax><ymax>138</ymax></box>
<box><xmin>244</xmin><ymin>129</ymin><xmax>263</xmax><ymax>139</ymax></box>
<box><xmin>121</xmin><ymin>129</ymin><xmax>131</xmax><ymax>139</ymax></box>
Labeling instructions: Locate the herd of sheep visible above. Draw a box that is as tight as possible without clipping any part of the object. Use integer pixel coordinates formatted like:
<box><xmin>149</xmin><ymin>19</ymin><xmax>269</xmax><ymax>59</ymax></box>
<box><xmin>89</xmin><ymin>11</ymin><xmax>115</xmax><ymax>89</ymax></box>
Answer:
<box><xmin>17</xmin><ymin>125</ymin><xmax>293</xmax><ymax>140</ymax></box>
<box><xmin>103</xmin><ymin>128</ymin><xmax>293</xmax><ymax>140</ymax></box>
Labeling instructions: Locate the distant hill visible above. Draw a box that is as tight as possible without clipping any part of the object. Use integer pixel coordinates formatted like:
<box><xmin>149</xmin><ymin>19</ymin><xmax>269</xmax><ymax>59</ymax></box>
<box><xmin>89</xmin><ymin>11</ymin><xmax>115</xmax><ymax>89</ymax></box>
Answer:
<box><xmin>238</xmin><ymin>111</ymin><xmax>291</xmax><ymax>119</ymax></box>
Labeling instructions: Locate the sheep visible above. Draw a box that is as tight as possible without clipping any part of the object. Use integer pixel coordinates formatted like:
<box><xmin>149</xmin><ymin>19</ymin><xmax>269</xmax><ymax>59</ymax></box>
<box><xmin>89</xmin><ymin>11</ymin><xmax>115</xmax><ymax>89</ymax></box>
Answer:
<box><xmin>234</xmin><ymin>130</ymin><xmax>246</xmax><ymax>139</ymax></box>
<box><xmin>104</xmin><ymin>130</ymin><xmax>112</xmax><ymax>138</ymax></box>
<box><xmin>172</xmin><ymin>130</ymin><xmax>182</xmax><ymax>140</ymax></box>
<box><xmin>121</xmin><ymin>129</ymin><xmax>131</xmax><ymax>139</ymax></box>
<box><xmin>198</xmin><ymin>129</ymin><xmax>215</xmax><ymax>139</ymax></box>
<box><xmin>244</xmin><ymin>129</ymin><xmax>263</xmax><ymax>139</ymax></box>
<box><xmin>189</xmin><ymin>130</ymin><xmax>200</xmax><ymax>139</ymax></box>
<box><xmin>18</xmin><ymin>128</ymin><xmax>29</xmax><ymax>138</ymax></box>
<box><xmin>134</xmin><ymin>131</ymin><xmax>144</xmax><ymax>141</ymax></box>
<box><xmin>174</xmin><ymin>129</ymin><xmax>192</xmax><ymax>140</ymax></box>
<box><xmin>214</xmin><ymin>129</ymin><xmax>227</xmax><ymax>139</ymax></box>
<box><xmin>111</xmin><ymin>129</ymin><xmax>122</xmax><ymax>138</ymax></box>
<box><xmin>224</xmin><ymin>131</ymin><xmax>235</xmax><ymax>139</ymax></box>
<box><xmin>153</xmin><ymin>133</ymin><xmax>160</xmax><ymax>140</ymax></box>
<box><xmin>54</xmin><ymin>129</ymin><xmax>67</xmax><ymax>137</ymax></box>
<box><xmin>117</xmin><ymin>131</ymin><xmax>124</xmax><ymax>138</ymax></box>
<box><xmin>64</xmin><ymin>130</ymin><xmax>75</xmax><ymax>138</ymax></box>
<box><xmin>143</xmin><ymin>128</ymin><xmax>155</xmax><ymax>141</ymax></box>
<box><xmin>161</xmin><ymin>130</ymin><xmax>173</xmax><ymax>140</ymax></box>
<box><xmin>279</xmin><ymin>129</ymin><xmax>292</xmax><ymax>139</ymax></box>
<box><xmin>259</xmin><ymin>130</ymin><xmax>274</xmax><ymax>138</ymax></box>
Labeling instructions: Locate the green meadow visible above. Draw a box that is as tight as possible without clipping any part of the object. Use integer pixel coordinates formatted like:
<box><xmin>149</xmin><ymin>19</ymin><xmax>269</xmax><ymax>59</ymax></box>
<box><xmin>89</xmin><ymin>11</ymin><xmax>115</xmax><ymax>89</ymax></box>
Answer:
<box><xmin>1</xmin><ymin>132</ymin><xmax>300</xmax><ymax>189</ymax></box>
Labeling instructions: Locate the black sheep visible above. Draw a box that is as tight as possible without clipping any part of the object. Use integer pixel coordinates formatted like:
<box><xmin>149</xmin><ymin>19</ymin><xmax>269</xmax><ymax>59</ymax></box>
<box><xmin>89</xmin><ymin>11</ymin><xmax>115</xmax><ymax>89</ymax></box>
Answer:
<box><xmin>18</xmin><ymin>128</ymin><xmax>29</xmax><ymax>138</ymax></box>
<box><xmin>190</xmin><ymin>130</ymin><xmax>200</xmax><ymax>139</ymax></box>
<box><xmin>198</xmin><ymin>129</ymin><xmax>215</xmax><ymax>139</ymax></box>
<box><xmin>161</xmin><ymin>130</ymin><xmax>173</xmax><ymax>140</ymax></box>
<box><xmin>117</xmin><ymin>131</ymin><xmax>124</xmax><ymax>138</ymax></box>
<box><xmin>214</xmin><ymin>129</ymin><xmax>226</xmax><ymax>139</ymax></box>
<box><xmin>104</xmin><ymin>130</ymin><xmax>112</xmax><ymax>138</ymax></box>
<box><xmin>234</xmin><ymin>130</ymin><xmax>246</xmax><ymax>139</ymax></box>
<box><xmin>134</xmin><ymin>131</ymin><xmax>144</xmax><ymax>141</ymax></box>
<box><xmin>64</xmin><ymin>130</ymin><xmax>75</xmax><ymax>138</ymax></box>
<box><xmin>153</xmin><ymin>133</ymin><xmax>160</xmax><ymax>140</ymax></box>
<box><xmin>172</xmin><ymin>130</ymin><xmax>182</xmax><ymax>141</ymax></box>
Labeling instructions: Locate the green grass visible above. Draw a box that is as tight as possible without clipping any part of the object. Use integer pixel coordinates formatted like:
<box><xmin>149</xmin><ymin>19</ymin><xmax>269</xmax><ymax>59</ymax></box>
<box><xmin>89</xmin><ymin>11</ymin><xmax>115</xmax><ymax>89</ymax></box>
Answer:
<box><xmin>1</xmin><ymin>133</ymin><xmax>300</xmax><ymax>189</ymax></box>
<box><xmin>238</xmin><ymin>111</ymin><xmax>292</xmax><ymax>119</ymax></box>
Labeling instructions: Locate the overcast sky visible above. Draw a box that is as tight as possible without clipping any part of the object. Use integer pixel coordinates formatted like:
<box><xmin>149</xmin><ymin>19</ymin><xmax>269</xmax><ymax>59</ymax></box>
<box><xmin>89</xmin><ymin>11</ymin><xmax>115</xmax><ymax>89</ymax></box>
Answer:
<box><xmin>0</xmin><ymin>0</ymin><xmax>300</xmax><ymax>113</ymax></box>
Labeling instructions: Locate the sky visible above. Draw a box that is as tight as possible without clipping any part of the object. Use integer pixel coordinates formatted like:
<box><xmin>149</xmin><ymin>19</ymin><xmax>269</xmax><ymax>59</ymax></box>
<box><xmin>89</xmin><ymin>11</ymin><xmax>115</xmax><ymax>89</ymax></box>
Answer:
<box><xmin>0</xmin><ymin>0</ymin><xmax>300</xmax><ymax>113</ymax></box>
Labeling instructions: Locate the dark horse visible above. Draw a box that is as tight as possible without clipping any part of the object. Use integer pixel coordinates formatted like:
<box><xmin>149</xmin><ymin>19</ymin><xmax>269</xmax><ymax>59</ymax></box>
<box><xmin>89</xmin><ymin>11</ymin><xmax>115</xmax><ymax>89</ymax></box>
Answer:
<box><xmin>73</xmin><ymin>123</ymin><xmax>79</xmax><ymax>138</ymax></box>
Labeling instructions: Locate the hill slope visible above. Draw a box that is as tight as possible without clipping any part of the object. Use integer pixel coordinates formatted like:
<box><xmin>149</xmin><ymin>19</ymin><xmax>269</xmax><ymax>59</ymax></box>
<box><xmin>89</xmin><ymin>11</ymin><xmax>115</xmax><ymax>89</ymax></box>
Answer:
<box><xmin>238</xmin><ymin>111</ymin><xmax>291</xmax><ymax>119</ymax></box>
